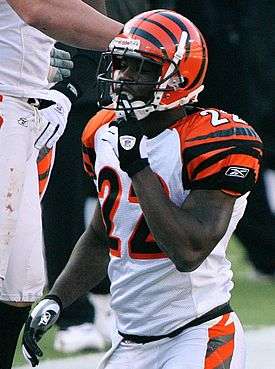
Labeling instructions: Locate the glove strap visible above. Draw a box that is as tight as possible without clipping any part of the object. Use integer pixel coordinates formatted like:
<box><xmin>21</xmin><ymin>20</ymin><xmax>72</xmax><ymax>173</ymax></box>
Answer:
<box><xmin>44</xmin><ymin>294</ymin><xmax>64</xmax><ymax>312</ymax></box>
<box><xmin>52</xmin><ymin>80</ymin><xmax>80</xmax><ymax>104</ymax></box>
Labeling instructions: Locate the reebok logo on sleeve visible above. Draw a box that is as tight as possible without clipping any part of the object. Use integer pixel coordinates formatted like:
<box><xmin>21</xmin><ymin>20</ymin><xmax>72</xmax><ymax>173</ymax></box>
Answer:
<box><xmin>225</xmin><ymin>167</ymin><xmax>250</xmax><ymax>178</ymax></box>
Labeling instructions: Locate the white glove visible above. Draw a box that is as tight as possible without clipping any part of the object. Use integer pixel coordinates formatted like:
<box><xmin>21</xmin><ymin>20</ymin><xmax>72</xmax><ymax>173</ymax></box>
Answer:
<box><xmin>22</xmin><ymin>297</ymin><xmax>61</xmax><ymax>367</ymax></box>
<box><xmin>48</xmin><ymin>47</ymin><xmax>74</xmax><ymax>83</ymax></box>
<box><xmin>33</xmin><ymin>90</ymin><xmax>72</xmax><ymax>150</ymax></box>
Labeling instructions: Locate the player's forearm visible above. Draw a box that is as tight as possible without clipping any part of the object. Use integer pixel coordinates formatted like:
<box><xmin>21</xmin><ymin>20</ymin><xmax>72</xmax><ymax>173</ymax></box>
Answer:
<box><xmin>7</xmin><ymin>0</ymin><xmax>122</xmax><ymax>49</ymax></box>
<box><xmin>131</xmin><ymin>167</ymin><xmax>229</xmax><ymax>272</ymax></box>
<box><xmin>49</xmin><ymin>224</ymin><xmax>109</xmax><ymax>308</ymax></box>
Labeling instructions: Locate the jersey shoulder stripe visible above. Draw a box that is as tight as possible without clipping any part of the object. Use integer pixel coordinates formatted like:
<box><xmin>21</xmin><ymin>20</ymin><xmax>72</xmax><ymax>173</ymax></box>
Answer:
<box><xmin>172</xmin><ymin>108</ymin><xmax>263</xmax><ymax>195</ymax></box>
<box><xmin>82</xmin><ymin>109</ymin><xmax>116</xmax><ymax>149</ymax></box>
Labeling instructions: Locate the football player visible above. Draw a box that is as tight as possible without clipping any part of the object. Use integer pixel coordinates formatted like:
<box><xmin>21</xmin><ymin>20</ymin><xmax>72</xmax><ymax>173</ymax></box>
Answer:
<box><xmin>22</xmin><ymin>9</ymin><xmax>262</xmax><ymax>369</ymax></box>
<box><xmin>0</xmin><ymin>1</ymin><xmax>122</xmax><ymax>368</ymax></box>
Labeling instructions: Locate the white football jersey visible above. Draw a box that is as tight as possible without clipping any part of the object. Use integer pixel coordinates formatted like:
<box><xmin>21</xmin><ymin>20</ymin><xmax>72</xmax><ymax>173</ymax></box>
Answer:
<box><xmin>82</xmin><ymin>108</ymin><xmax>262</xmax><ymax>336</ymax></box>
<box><xmin>0</xmin><ymin>0</ymin><xmax>54</xmax><ymax>99</ymax></box>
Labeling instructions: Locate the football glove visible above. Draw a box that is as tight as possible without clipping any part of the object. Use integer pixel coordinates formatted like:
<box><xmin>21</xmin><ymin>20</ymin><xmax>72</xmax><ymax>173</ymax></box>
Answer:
<box><xmin>22</xmin><ymin>296</ymin><xmax>62</xmax><ymax>367</ymax></box>
<box><xmin>48</xmin><ymin>47</ymin><xmax>74</xmax><ymax>83</ymax></box>
<box><xmin>110</xmin><ymin>115</ymin><xmax>149</xmax><ymax>177</ymax></box>
<box><xmin>32</xmin><ymin>89</ymin><xmax>73</xmax><ymax>150</ymax></box>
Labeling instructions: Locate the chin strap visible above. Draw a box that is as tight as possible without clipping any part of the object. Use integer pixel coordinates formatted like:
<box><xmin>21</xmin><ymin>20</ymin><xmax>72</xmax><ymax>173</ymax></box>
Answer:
<box><xmin>115</xmin><ymin>85</ymin><xmax>204</xmax><ymax>121</ymax></box>
<box><xmin>115</xmin><ymin>93</ymin><xmax>155</xmax><ymax>121</ymax></box>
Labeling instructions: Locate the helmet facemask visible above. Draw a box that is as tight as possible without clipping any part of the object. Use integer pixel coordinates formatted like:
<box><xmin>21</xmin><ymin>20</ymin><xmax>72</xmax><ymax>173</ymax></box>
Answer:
<box><xmin>97</xmin><ymin>46</ymin><xmax>165</xmax><ymax>119</ymax></box>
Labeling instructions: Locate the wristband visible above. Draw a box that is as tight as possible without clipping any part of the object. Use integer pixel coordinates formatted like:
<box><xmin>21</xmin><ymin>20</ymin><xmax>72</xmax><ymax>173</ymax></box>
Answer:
<box><xmin>44</xmin><ymin>294</ymin><xmax>64</xmax><ymax>312</ymax></box>
<box><xmin>52</xmin><ymin>80</ymin><xmax>81</xmax><ymax>104</ymax></box>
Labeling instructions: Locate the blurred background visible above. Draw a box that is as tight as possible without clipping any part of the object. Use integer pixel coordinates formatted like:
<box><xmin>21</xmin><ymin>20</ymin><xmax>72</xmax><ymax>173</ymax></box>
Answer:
<box><xmin>14</xmin><ymin>0</ymin><xmax>275</xmax><ymax>367</ymax></box>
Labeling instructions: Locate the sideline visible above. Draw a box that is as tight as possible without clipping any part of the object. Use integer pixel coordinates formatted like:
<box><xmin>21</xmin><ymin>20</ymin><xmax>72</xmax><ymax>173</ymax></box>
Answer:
<box><xmin>15</xmin><ymin>327</ymin><xmax>275</xmax><ymax>369</ymax></box>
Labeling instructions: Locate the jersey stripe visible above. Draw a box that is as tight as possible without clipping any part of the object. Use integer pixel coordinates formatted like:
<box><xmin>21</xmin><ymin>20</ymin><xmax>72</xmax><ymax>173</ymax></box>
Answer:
<box><xmin>189</xmin><ymin>147</ymin><xmax>262</xmax><ymax>180</ymax></box>
<box><xmin>184</xmin><ymin>139</ymin><xmax>263</xmax><ymax>164</ymax></box>
<box><xmin>82</xmin><ymin>145</ymin><xmax>96</xmax><ymax>178</ymax></box>
<box><xmin>186</xmin><ymin>126</ymin><xmax>260</xmax><ymax>142</ymax></box>
<box><xmin>205</xmin><ymin>314</ymin><xmax>235</xmax><ymax>369</ymax></box>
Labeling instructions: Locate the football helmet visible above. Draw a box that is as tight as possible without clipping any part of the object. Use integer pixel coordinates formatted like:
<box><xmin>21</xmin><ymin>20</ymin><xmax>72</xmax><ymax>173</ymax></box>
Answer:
<box><xmin>97</xmin><ymin>9</ymin><xmax>208</xmax><ymax>119</ymax></box>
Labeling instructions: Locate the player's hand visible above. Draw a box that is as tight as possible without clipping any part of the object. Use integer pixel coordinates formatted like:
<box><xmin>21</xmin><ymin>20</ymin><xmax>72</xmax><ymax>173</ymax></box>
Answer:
<box><xmin>22</xmin><ymin>297</ymin><xmax>61</xmax><ymax>367</ymax></box>
<box><xmin>110</xmin><ymin>115</ymin><xmax>149</xmax><ymax>177</ymax></box>
<box><xmin>48</xmin><ymin>47</ymin><xmax>74</xmax><ymax>83</ymax></box>
<box><xmin>33</xmin><ymin>90</ymin><xmax>72</xmax><ymax>150</ymax></box>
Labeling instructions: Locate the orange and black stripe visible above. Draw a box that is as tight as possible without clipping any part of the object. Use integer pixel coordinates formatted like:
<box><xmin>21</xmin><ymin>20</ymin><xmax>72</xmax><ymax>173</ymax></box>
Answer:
<box><xmin>134</xmin><ymin>10</ymin><xmax>191</xmax><ymax>58</ymax></box>
<box><xmin>204</xmin><ymin>314</ymin><xmax>235</xmax><ymax>369</ymax></box>
<box><xmin>37</xmin><ymin>147</ymin><xmax>54</xmax><ymax>198</ymax></box>
<box><xmin>188</xmin><ymin>32</ymin><xmax>207</xmax><ymax>89</ymax></box>
<box><xmin>174</xmin><ymin>111</ymin><xmax>263</xmax><ymax>194</ymax></box>
<box><xmin>126</xmin><ymin>10</ymin><xmax>207</xmax><ymax>92</ymax></box>
<box><xmin>82</xmin><ymin>144</ymin><xmax>96</xmax><ymax>178</ymax></box>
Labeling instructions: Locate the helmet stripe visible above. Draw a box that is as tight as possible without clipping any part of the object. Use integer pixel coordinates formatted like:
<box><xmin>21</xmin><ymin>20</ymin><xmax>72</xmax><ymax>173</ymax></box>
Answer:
<box><xmin>130</xmin><ymin>27</ymin><xmax>164</xmax><ymax>49</ymax></box>
<box><xmin>157</xmin><ymin>12</ymin><xmax>191</xmax><ymax>60</ymax></box>
<box><xmin>188</xmin><ymin>33</ymin><xmax>207</xmax><ymax>89</ymax></box>
<box><xmin>137</xmin><ymin>18</ymin><xmax>178</xmax><ymax>45</ymax></box>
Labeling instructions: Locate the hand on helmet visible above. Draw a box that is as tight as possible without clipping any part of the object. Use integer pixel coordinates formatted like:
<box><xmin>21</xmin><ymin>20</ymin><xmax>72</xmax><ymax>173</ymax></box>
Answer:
<box><xmin>22</xmin><ymin>297</ymin><xmax>62</xmax><ymax>367</ymax></box>
<box><xmin>109</xmin><ymin>115</ymin><xmax>149</xmax><ymax>177</ymax></box>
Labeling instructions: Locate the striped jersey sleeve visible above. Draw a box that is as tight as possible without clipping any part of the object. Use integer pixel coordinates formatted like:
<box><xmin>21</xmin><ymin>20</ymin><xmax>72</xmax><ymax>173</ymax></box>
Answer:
<box><xmin>81</xmin><ymin>109</ymin><xmax>116</xmax><ymax>178</ymax></box>
<box><xmin>176</xmin><ymin>108</ymin><xmax>263</xmax><ymax>196</ymax></box>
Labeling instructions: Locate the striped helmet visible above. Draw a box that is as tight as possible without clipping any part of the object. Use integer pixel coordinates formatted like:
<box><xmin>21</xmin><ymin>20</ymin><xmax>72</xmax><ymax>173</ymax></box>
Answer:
<box><xmin>97</xmin><ymin>9</ymin><xmax>208</xmax><ymax>117</ymax></box>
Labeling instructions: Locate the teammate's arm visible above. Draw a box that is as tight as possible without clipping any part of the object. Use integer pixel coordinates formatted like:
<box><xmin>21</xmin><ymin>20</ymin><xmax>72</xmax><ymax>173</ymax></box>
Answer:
<box><xmin>6</xmin><ymin>0</ymin><xmax>122</xmax><ymax>49</ymax></box>
<box><xmin>131</xmin><ymin>168</ymin><xmax>236</xmax><ymax>272</ymax></box>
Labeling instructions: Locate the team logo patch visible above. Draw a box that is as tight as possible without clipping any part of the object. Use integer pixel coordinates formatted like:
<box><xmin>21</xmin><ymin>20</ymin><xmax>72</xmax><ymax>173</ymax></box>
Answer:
<box><xmin>120</xmin><ymin>135</ymin><xmax>136</xmax><ymax>150</ymax></box>
<box><xmin>225</xmin><ymin>167</ymin><xmax>249</xmax><ymax>178</ymax></box>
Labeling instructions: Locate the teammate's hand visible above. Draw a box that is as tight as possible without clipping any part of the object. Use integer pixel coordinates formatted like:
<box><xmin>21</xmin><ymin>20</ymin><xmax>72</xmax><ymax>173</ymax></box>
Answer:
<box><xmin>110</xmin><ymin>115</ymin><xmax>149</xmax><ymax>177</ymax></box>
<box><xmin>33</xmin><ymin>90</ymin><xmax>72</xmax><ymax>150</ymax></box>
<box><xmin>48</xmin><ymin>47</ymin><xmax>74</xmax><ymax>83</ymax></box>
<box><xmin>22</xmin><ymin>297</ymin><xmax>61</xmax><ymax>367</ymax></box>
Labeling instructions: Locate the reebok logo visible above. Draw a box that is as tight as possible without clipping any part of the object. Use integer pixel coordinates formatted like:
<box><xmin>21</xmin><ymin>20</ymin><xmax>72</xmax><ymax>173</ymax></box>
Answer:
<box><xmin>54</xmin><ymin>103</ymin><xmax>64</xmax><ymax>115</ymax></box>
<box><xmin>18</xmin><ymin>117</ymin><xmax>28</xmax><ymax>127</ymax></box>
<box><xmin>225</xmin><ymin>167</ymin><xmax>249</xmax><ymax>178</ymax></box>
<box><xmin>39</xmin><ymin>312</ymin><xmax>51</xmax><ymax>326</ymax></box>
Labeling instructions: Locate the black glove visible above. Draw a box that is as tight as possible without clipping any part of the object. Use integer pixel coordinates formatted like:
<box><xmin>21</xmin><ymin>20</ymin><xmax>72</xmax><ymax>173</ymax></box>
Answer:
<box><xmin>110</xmin><ymin>115</ymin><xmax>149</xmax><ymax>177</ymax></box>
<box><xmin>22</xmin><ymin>295</ymin><xmax>62</xmax><ymax>367</ymax></box>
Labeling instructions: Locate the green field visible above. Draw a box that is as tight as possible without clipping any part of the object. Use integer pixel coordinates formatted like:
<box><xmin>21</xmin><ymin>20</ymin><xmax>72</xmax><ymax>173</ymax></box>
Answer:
<box><xmin>13</xmin><ymin>236</ymin><xmax>275</xmax><ymax>366</ymax></box>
